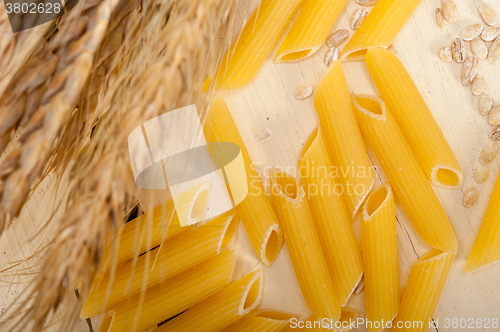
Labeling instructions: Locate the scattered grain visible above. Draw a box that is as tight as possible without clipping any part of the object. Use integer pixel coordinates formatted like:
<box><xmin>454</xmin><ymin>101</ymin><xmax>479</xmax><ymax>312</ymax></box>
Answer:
<box><xmin>488</xmin><ymin>105</ymin><xmax>500</xmax><ymax>126</ymax></box>
<box><xmin>479</xmin><ymin>3</ymin><xmax>498</xmax><ymax>26</ymax></box>
<box><xmin>295</xmin><ymin>84</ymin><xmax>314</xmax><ymax>100</ymax></box>
<box><xmin>488</xmin><ymin>36</ymin><xmax>500</xmax><ymax>64</ymax></box>
<box><xmin>474</xmin><ymin>165</ymin><xmax>489</xmax><ymax>184</ymax></box>
<box><xmin>350</xmin><ymin>8</ymin><xmax>367</xmax><ymax>30</ymax></box>
<box><xmin>451</xmin><ymin>38</ymin><xmax>467</xmax><ymax>63</ymax></box>
<box><xmin>442</xmin><ymin>0</ymin><xmax>458</xmax><ymax>23</ymax></box>
<box><xmin>354</xmin><ymin>276</ymin><xmax>364</xmax><ymax>294</ymax></box>
<box><xmin>482</xmin><ymin>26</ymin><xmax>500</xmax><ymax>41</ymax></box>
<box><xmin>439</xmin><ymin>46</ymin><xmax>452</xmax><ymax>62</ymax></box>
<box><xmin>326</xmin><ymin>29</ymin><xmax>349</xmax><ymax>48</ymax></box>
<box><xmin>471</xmin><ymin>37</ymin><xmax>488</xmax><ymax>59</ymax></box>
<box><xmin>324</xmin><ymin>47</ymin><xmax>339</xmax><ymax>67</ymax></box>
<box><xmin>461</xmin><ymin>56</ymin><xmax>479</xmax><ymax>86</ymax></box>
<box><xmin>480</xmin><ymin>142</ymin><xmax>499</xmax><ymax>164</ymax></box>
<box><xmin>472</xmin><ymin>76</ymin><xmax>486</xmax><ymax>96</ymax></box>
<box><xmin>355</xmin><ymin>0</ymin><xmax>378</xmax><ymax>6</ymax></box>
<box><xmin>479</xmin><ymin>94</ymin><xmax>493</xmax><ymax>115</ymax></box>
<box><xmin>462</xmin><ymin>24</ymin><xmax>484</xmax><ymax>41</ymax></box>
<box><xmin>462</xmin><ymin>186</ymin><xmax>480</xmax><ymax>208</ymax></box>
<box><xmin>490</xmin><ymin>126</ymin><xmax>500</xmax><ymax>140</ymax></box>
<box><xmin>436</xmin><ymin>8</ymin><xmax>444</xmax><ymax>30</ymax></box>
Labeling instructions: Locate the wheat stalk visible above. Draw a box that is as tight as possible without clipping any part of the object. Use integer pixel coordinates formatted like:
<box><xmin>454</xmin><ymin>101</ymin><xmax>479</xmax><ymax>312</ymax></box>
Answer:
<box><xmin>0</xmin><ymin>0</ymin><xmax>122</xmax><ymax>236</ymax></box>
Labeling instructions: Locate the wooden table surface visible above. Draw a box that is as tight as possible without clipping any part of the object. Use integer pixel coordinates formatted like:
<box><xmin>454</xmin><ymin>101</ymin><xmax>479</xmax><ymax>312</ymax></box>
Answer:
<box><xmin>2</xmin><ymin>0</ymin><xmax>500</xmax><ymax>331</ymax></box>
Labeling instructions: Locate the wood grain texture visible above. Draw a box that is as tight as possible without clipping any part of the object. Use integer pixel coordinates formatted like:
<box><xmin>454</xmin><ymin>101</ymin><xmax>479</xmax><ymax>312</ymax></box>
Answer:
<box><xmin>2</xmin><ymin>0</ymin><xmax>500</xmax><ymax>331</ymax></box>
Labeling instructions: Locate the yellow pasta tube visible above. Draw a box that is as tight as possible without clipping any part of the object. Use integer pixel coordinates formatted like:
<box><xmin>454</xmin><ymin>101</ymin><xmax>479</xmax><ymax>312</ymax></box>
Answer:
<box><xmin>391</xmin><ymin>249</ymin><xmax>455</xmax><ymax>332</ymax></box>
<box><xmin>81</xmin><ymin>211</ymin><xmax>238</xmax><ymax>318</ymax></box>
<box><xmin>352</xmin><ymin>94</ymin><xmax>457</xmax><ymax>254</ymax></box>
<box><xmin>204</xmin><ymin>98</ymin><xmax>283</xmax><ymax>266</ymax></box>
<box><xmin>270</xmin><ymin>170</ymin><xmax>340</xmax><ymax>321</ymax></box>
<box><xmin>210</xmin><ymin>0</ymin><xmax>302</xmax><ymax>90</ymax></box>
<box><xmin>361</xmin><ymin>183</ymin><xmax>399</xmax><ymax>332</ymax></box>
<box><xmin>285</xmin><ymin>309</ymin><xmax>360</xmax><ymax>332</ymax></box>
<box><xmin>274</xmin><ymin>0</ymin><xmax>349</xmax><ymax>63</ymax></box>
<box><xmin>466</xmin><ymin>169</ymin><xmax>500</xmax><ymax>273</ymax></box>
<box><xmin>298</xmin><ymin>126</ymin><xmax>363</xmax><ymax>306</ymax></box>
<box><xmin>314</xmin><ymin>61</ymin><xmax>375</xmax><ymax>218</ymax></box>
<box><xmin>101</xmin><ymin>188</ymin><xmax>210</xmax><ymax>270</ymax></box>
<box><xmin>221</xmin><ymin>310</ymin><xmax>295</xmax><ymax>332</ymax></box>
<box><xmin>155</xmin><ymin>270</ymin><xmax>263</xmax><ymax>332</ymax></box>
<box><xmin>97</xmin><ymin>250</ymin><xmax>237</xmax><ymax>332</ymax></box>
<box><xmin>365</xmin><ymin>47</ymin><xmax>463</xmax><ymax>189</ymax></box>
<box><xmin>341</xmin><ymin>0</ymin><xmax>422</xmax><ymax>61</ymax></box>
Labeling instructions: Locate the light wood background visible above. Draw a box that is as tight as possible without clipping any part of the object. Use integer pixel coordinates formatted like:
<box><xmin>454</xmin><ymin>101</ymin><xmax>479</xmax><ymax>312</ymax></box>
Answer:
<box><xmin>1</xmin><ymin>0</ymin><xmax>500</xmax><ymax>331</ymax></box>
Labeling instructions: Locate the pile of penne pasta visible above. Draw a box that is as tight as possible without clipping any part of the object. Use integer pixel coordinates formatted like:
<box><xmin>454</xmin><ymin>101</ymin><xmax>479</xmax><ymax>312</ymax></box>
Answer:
<box><xmin>81</xmin><ymin>0</ymin><xmax>500</xmax><ymax>331</ymax></box>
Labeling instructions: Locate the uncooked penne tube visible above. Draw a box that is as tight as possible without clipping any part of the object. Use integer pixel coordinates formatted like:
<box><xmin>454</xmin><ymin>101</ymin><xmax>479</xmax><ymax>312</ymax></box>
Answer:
<box><xmin>314</xmin><ymin>61</ymin><xmax>375</xmax><ymax>219</ymax></box>
<box><xmin>352</xmin><ymin>94</ymin><xmax>457</xmax><ymax>254</ymax></box>
<box><xmin>361</xmin><ymin>183</ymin><xmax>399</xmax><ymax>332</ymax></box>
<box><xmin>285</xmin><ymin>308</ymin><xmax>360</xmax><ymax>332</ymax></box>
<box><xmin>341</xmin><ymin>0</ymin><xmax>422</xmax><ymax>61</ymax></box>
<box><xmin>392</xmin><ymin>249</ymin><xmax>455</xmax><ymax>332</ymax></box>
<box><xmin>204</xmin><ymin>98</ymin><xmax>283</xmax><ymax>266</ymax></box>
<box><xmin>209</xmin><ymin>0</ymin><xmax>302</xmax><ymax>90</ymax></box>
<box><xmin>298</xmin><ymin>126</ymin><xmax>363</xmax><ymax>306</ymax></box>
<box><xmin>274</xmin><ymin>0</ymin><xmax>349</xmax><ymax>62</ymax></box>
<box><xmin>97</xmin><ymin>250</ymin><xmax>236</xmax><ymax>332</ymax></box>
<box><xmin>81</xmin><ymin>211</ymin><xmax>238</xmax><ymax>318</ymax></box>
<box><xmin>221</xmin><ymin>310</ymin><xmax>295</xmax><ymax>332</ymax></box>
<box><xmin>466</xmin><ymin>169</ymin><xmax>500</xmax><ymax>273</ymax></box>
<box><xmin>270</xmin><ymin>170</ymin><xmax>340</xmax><ymax>321</ymax></box>
<box><xmin>156</xmin><ymin>270</ymin><xmax>263</xmax><ymax>332</ymax></box>
<box><xmin>101</xmin><ymin>189</ymin><xmax>209</xmax><ymax>270</ymax></box>
<box><xmin>365</xmin><ymin>47</ymin><xmax>463</xmax><ymax>189</ymax></box>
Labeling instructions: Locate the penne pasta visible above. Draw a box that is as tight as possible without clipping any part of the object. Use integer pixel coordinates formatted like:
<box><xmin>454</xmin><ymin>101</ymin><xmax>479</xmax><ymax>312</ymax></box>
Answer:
<box><xmin>274</xmin><ymin>0</ymin><xmax>349</xmax><ymax>63</ymax></box>
<box><xmin>298</xmin><ymin>126</ymin><xmax>363</xmax><ymax>306</ymax></box>
<box><xmin>352</xmin><ymin>94</ymin><xmax>457</xmax><ymax>254</ymax></box>
<box><xmin>155</xmin><ymin>270</ymin><xmax>263</xmax><ymax>332</ymax></box>
<box><xmin>221</xmin><ymin>310</ymin><xmax>295</xmax><ymax>332</ymax></box>
<box><xmin>361</xmin><ymin>183</ymin><xmax>399</xmax><ymax>332</ymax></box>
<box><xmin>465</xmin><ymin>169</ymin><xmax>500</xmax><ymax>273</ymax></box>
<box><xmin>209</xmin><ymin>0</ymin><xmax>302</xmax><ymax>90</ymax></box>
<box><xmin>392</xmin><ymin>249</ymin><xmax>455</xmax><ymax>332</ymax></box>
<box><xmin>365</xmin><ymin>47</ymin><xmax>463</xmax><ymax>189</ymax></box>
<box><xmin>314</xmin><ymin>61</ymin><xmax>375</xmax><ymax>219</ymax></box>
<box><xmin>100</xmin><ymin>191</ymin><xmax>208</xmax><ymax>271</ymax></box>
<box><xmin>270</xmin><ymin>170</ymin><xmax>340</xmax><ymax>321</ymax></box>
<box><xmin>81</xmin><ymin>211</ymin><xmax>238</xmax><ymax>318</ymax></box>
<box><xmin>97</xmin><ymin>250</ymin><xmax>237</xmax><ymax>332</ymax></box>
<box><xmin>341</xmin><ymin>0</ymin><xmax>422</xmax><ymax>61</ymax></box>
<box><xmin>204</xmin><ymin>98</ymin><xmax>283</xmax><ymax>266</ymax></box>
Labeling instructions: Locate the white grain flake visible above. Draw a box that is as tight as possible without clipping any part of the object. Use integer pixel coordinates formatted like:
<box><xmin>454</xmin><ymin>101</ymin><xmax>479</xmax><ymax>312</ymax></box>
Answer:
<box><xmin>472</xmin><ymin>76</ymin><xmax>486</xmax><ymax>96</ymax></box>
<box><xmin>451</xmin><ymin>38</ymin><xmax>467</xmax><ymax>63</ymax></box>
<box><xmin>326</xmin><ymin>29</ymin><xmax>349</xmax><ymax>48</ymax></box>
<box><xmin>488</xmin><ymin>36</ymin><xmax>500</xmax><ymax>64</ymax></box>
<box><xmin>479</xmin><ymin>4</ymin><xmax>498</xmax><ymax>26</ymax></box>
<box><xmin>355</xmin><ymin>0</ymin><xmax>378</xmax><ymax>6</ymax></box>
<box><xmin>461</xmin><ymin>24</ymin><xmax>484</xmax><ymax>41</ymax></box>
<box><xmin>488</xmin><ymin>105</ymin><xmax>500</xmax><ymax>126</ymax></box>
<box><xmin>438</xmin><ymin>46</ymin><xmax>452</xmax><ymax>62</ymax></box>
<box><xmin>471</xmin><ymin>37</ymin><xmax>488</xmax><ymax>59</ymax></box>
<box><xmin>461</xmin><ymin>56</ymin><xmax>479</xmax><ymax>86</ymax></box>
<box><xmin>350</xmin><ymin>8</ymin><xmax>367</xmax><ymax>30</ymax></box>
<box><xmin>295</xmin><ymin>84</ymin><xmax>314</xmax><ymax>100</ymax></box>
<box><xmin>474</xmin><ymin>165</ymin><xmax>489</xmax><ymax>184</ymax></box>
<box><xmin>482</xmin><ymin>26</ymin><xmax>500</xmax><ymax>42</ymax></box>
<box><xmin>442</xmin><ymin>0</ymin><xmax>458</xmax><ymax>23</ymax></box>
<box><xmin>324</xmin><ymin>47</ymin><xmax>339</xmax><ymax>67</ymax></box>
<box><xmin>436</xmin><ymin>8</ymin><xmax>444</xmax><ymax>30</ymax></box>
<box><xmin>479</xmin><ymin>94</ymin><xmax>493</xmax><ymax>116</ymax></box>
